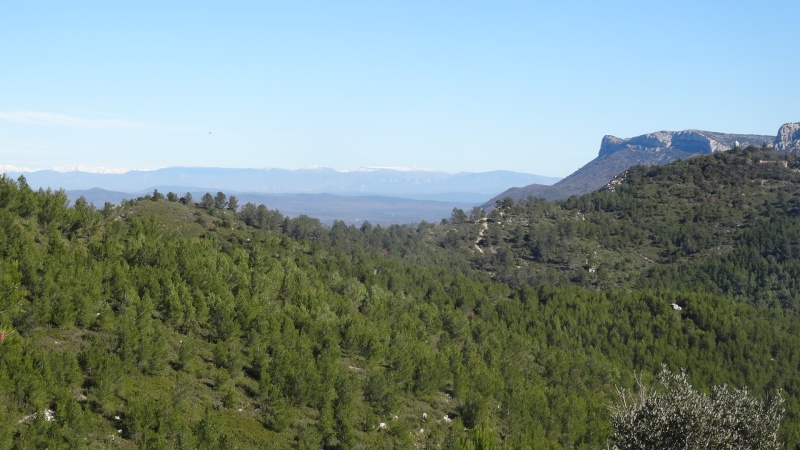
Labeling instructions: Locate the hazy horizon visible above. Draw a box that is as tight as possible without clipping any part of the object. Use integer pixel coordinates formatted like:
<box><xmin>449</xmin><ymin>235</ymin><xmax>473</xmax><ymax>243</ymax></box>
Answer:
<box><xmin>2</xmin><ymin>2</ymin><xmax>798</xmax><ymax>177</ymax></box>
<box><xmin>0</xmin><ymin>163</ymin><xmax>561</xmax><ymax>177</ymax></box>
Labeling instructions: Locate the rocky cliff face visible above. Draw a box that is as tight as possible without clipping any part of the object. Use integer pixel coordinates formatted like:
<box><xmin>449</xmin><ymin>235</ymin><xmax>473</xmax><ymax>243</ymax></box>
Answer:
<box><xmin>484</xmin><ymin>124</ymin><xmax>793</xmax><ymax>207</ymax></box>
<box><xmin>775</xmin><ymin>123</ymin><xmax>800</xmax><ymax>152</ymax></box>
<box><xmin>599</xmin><ymin>130</ymin><xmax>771</xmax><ymax>157</ymax></box>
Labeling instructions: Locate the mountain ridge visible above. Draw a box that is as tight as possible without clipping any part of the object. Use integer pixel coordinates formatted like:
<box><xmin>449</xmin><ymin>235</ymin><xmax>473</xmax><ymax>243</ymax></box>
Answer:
<box><xmin>485</xmin><ymin>123</ymin><xmax>797</xmax><ymax>205</ymax></box>
<box><xmin>2</xmin><ymin>166</ymin><xmax>559</xmax><ymax>202</ymax></box>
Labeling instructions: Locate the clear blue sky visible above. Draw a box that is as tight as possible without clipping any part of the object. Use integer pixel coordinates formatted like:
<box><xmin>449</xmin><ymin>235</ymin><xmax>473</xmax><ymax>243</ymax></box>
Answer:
<box><xmin>1</xmin><ymin>1</ymin><xmax>798</xmax><ymax>177</ymax></box>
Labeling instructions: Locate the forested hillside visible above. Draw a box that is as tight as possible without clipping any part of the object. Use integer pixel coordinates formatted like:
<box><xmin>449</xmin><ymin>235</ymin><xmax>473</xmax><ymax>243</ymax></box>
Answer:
<box><xmin>462</xmin><ymin>147</ymin><xmax>800</xmax><ymax>308</ymax></box>
<box><xmin>1</xmin><ymin>146</ymin><xmax>799</xmax><ymax>448</ymax></box>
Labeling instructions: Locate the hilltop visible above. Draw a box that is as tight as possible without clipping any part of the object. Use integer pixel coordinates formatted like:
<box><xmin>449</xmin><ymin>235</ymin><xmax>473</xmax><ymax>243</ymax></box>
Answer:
<box><xmin>3</xmin><ymin>166</ymin><xmax>559</xmax><ymax>204</ymax></box>
<box><xmin>460</xmin><ymin>146</ymin><xmax>800</xmax><ymax>308</ymax></box>
<box><xmin>486</xmin><ymin>123</ymin><xmax>796</xmax><ymax>204</ymax></box>
<box><xmin>0</xmin><ymin>167</ymin><xmax>560</xmax><ymax>226</ymax></box>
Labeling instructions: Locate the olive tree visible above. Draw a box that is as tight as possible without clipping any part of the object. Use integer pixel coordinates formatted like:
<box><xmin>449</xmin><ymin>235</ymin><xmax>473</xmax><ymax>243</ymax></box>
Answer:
<box><xmin>611</xmin><ymin>366</ymin><xmax>784</xmax><ymax>450</ymax></box>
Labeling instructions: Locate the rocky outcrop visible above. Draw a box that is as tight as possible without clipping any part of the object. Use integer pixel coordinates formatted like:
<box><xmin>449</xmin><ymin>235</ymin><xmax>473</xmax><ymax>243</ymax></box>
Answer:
<box><xmin>483</xmin><ymin>126</ymin><xmax>781</xmax><ymax>207</ymax></box>
<box><xmin>775</xmin><ymin>123</ymin><xmax>800</xmax><ymax>152</ymax></box>
<box><xmin>599</xmin><ymin>130</ymin><xmax>771</xmax><ymax>157</ymax></box>
<box><xmin>599</xmin><ymin>132</ymin><xmax>671</xmax><ymax>156</ymax></box>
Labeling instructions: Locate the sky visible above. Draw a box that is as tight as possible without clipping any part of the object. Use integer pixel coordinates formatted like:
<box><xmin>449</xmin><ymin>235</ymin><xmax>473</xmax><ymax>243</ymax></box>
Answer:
<box><xmin>1</xmin><ymin>1</ymin><xmax>798</xmax><ymax>177</ymax></box>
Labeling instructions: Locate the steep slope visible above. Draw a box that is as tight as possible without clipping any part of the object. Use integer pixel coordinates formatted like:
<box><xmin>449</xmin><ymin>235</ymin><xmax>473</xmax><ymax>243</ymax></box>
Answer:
<box><xmin>486</xmin><ymin>126</ymin><xmax>787</xmax><ymax>205</ymax></box>
<box><xmin>2</xmin><ymin>169</ymin><xmax>800</xmax><ymax>447</ymax></box>
<box><xmin>467</xmin><ymin>146</ymin><xmax>800</xmax><ymax>309</ymax></box>
<box><xmin>776</xmin><ymin>122</ymin><xmax>800</xmax><ymax>152</ymax></box>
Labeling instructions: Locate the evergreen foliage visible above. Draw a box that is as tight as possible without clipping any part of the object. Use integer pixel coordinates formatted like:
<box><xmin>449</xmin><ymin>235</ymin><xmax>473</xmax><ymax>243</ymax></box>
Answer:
<box><xmin>0</xmin><ymin>147</ymin><xmax>799</xmax><ymax>447</ymax></box>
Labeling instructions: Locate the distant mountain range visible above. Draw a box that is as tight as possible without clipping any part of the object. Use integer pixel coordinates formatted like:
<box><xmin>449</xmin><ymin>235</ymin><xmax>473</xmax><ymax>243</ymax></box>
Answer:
<box><xmin>3</xmin><ymin>167</ymin><xmax>559</xmax><ymax>204</ymax></box>
<box><xmin>7</xmin><ymin>123</ymin><xmax>798</xmax><ymax>224</ymax></box>
<box><xmin>485</xmin><ymin>122</ymin><xmax>800</xmax><ymax>205</ymax></box>
<box><xmin>0</xmin><ymin>167</ymin><xmax>559</xmax><ymax>225</ymax></box>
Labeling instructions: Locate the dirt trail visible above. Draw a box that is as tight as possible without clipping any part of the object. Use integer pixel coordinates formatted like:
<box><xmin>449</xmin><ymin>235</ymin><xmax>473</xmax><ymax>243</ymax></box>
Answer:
<box><xmin>474</xmin><ymin>219</ymin><xmax>488</xmax><ymax>253</ymax></box>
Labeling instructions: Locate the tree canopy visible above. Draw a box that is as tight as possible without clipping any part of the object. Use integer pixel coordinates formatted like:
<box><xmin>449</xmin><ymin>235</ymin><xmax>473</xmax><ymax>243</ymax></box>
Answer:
<box><xmin>0</xmin><ymin>147</ymin><xmax>799</xmax><ymax>447</ymax></box>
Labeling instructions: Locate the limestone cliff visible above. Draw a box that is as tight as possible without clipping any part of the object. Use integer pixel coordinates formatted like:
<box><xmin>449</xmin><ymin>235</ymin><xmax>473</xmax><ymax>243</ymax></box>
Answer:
<box><xmin>599</xmin><ymin>130</ymin><xmax>770</xmax><ymax>157</ymax></box>
<box><xmin>484</xmin><ymin>126</ymin><xmax>786</xmax><ymax>206</ymax></box>
<box><xmin>775</xmin><ymin>122</ymin><xmax>800</xmax><ymax>152</ymax></box>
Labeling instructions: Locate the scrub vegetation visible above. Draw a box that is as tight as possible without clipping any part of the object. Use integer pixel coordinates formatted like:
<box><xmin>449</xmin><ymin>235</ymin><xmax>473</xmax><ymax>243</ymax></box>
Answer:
<box><xmin>0</xmin><ymin>146</ymin><xmax>797</xmax><ymax>448</ymax></box>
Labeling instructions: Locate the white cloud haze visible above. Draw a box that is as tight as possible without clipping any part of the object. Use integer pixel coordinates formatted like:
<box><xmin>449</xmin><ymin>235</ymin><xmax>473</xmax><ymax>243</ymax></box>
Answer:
<box><xmin>0</xmin><ymin>111</ymin><xmax>150</xmax><ymax>129</ymax></box>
